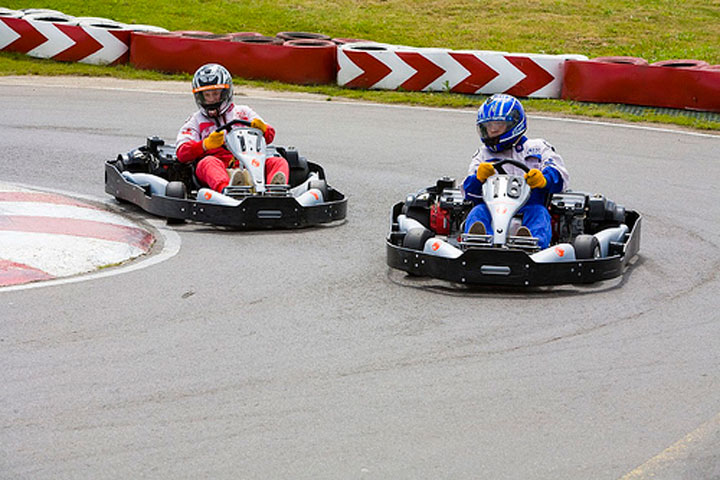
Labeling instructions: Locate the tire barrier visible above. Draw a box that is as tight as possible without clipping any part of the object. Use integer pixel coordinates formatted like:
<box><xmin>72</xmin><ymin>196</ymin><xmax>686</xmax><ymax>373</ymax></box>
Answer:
<box><xmin>21</xmin><ymin>11</ymin><xmax>77</xmax><ymax>24</ymax></box>
<box><xmin>276</xmin><ymin>31</ymin><xmax>331</xmax><ymax>42</ymax></box>
<box><xmin>129</xmin><ymin>31</ymin><xmax>337</xmax><ymax>84</ymax></box>
<box><xmin>650</xmin><ymin>59</ymin><xmax>709</xmax><ymax>69</ymax></box>
<box><xmin>75</xmin><ymin>17</ymin><xmax>126</xmax><ymax>29</ymax></box>
<box><xmin>122</xmin><ymin>24</ymin><xmax>170</xmax><ymax>34</ymax></box>
<box><xmin>0</xmin><ymin>16</ymin><xmax>131</xmax><ymax>65</ymax></box>
<box><xmin>561</xmin><ymin>59</ymin><xmax>720</xmax><ymax>113</ymax></box>
<box><xmin>337</xmin><ymin>42</ymin><xmax>587</xmax><ymax>98</ymax></box>
<box><xmin>228</xmin><ymin>32</ymin><xmax>264</xmax><ymax>39</ymax></box>
<box><xmin>0</xmin><ymin>8</ymin><xmax>23</xmax><ymax>18</ymax></box>
<box><xmin>283</xmin><ymin>39</ymin><xmax>336</xmax><ymax>47</ymax></box>
<box><xmin>331</xmin><ymin>37</ymin><xmax>369</xmax><ymax>45</ymax></box>
<box><xmin>2</xmin><ymin>9</ymin><xmax>717</xmax><ymax>110</ymax></box>
<box><xmin>591</xmin><ymin>56</ymin><xmax>649</xmax><ymax>66</ymax></box>
<box><xmin>231</xmin><ymin>35</ymin><xmax>283</xmax><ymax>45</ymax></box>
<box><xmin>176</xmin><ymin>31</ymin><xmax>231</xmax><ymax>41</ymax></box>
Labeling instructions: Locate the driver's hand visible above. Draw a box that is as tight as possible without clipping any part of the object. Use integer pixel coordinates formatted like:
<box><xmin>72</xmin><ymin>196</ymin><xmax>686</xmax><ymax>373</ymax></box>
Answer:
<box><xmin>476</xmin><ymin>162</ymin><xmax>495</xmax><ymax>182</ymax></box>
<box><xmin>251</xmin><ymin>118</ymin><xmax>268</xmax><ymax>133</ymax></box>
<box><xmin>525</xmin><ymin>168</ymin><xmax>547</xmax><ymax>189</ymax></box>
<box><xmin>203</xmin><ymin>130</ymin><xmax>225</xmax><ymax>151</ymax></box>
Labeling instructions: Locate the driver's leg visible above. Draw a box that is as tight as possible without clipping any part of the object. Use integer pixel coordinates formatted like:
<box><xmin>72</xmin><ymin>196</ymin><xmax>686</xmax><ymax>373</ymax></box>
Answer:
<box><xmin>265</xmin><ymin>156</ymin><xmax>290</xmax><ymax>185</ymax></box>
<box><xmin>519</xmin><ymin>204</ymin><xmax>552</xmax><ymax>248</ymax></box>
<box><xmin>464</xmin><ymin>204</ymin><xmax>492</xmax><ymax>234</ymax></box>
<box><xmin>196</xmin><ymin>155</ymin><xmax>231</xmax><ymax>192</ymax></box>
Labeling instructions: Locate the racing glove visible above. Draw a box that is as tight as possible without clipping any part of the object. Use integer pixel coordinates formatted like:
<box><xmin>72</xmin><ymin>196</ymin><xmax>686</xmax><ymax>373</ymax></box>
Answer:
<box><xmin>202</xmin><ymin>130</ymin><xmax>225</xmax><ymax>151</ymax></box>
<box><xmin>251</xmin><ymin>118</ymin><xmax>268</xmax><ymax>133</ymax></box>
<box><xmin>524</xmin><ymin>168</ymin><xmax>547</xmax><ymax>189</ymax></box>
<box><xmin>476</xmin><ymin>162</ymin><xmax>495</xmax><ymax>182</ymax></box>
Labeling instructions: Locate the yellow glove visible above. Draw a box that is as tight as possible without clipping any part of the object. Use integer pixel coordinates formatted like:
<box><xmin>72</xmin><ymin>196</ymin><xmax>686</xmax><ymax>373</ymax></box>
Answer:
<box><xmin>525</xmin><ymin>168</ymin><xmax>547</xmax><ymax>189</ymax></box>
<box><xmin>251</xmin><ymin>118</ymin><xmax>268</xmax><ymax>133</ymax></box>
<box><xmin>476</xmin><ymin>162</ymin><xmax>495</xmax><ymax>182</ymax></box>
<box><xmin>202</xmin><ymin>130</ymin><xmax>225</xmax><ymax>151</ymax></box>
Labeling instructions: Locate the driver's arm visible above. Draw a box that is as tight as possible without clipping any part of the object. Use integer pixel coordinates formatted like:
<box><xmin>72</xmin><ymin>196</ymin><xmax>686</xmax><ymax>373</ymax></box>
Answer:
<box><xmin>176</xmin><ymin>140</ymin><xmax>206</xmax><ymax>164</ymax></box>
<box><xmin>462</xmin><ymin>156</ymin><xmax>491</xmax><ymax>203</ymax></box>
<box><xmin>250</xmin><ymin>117</ymin><xmax>276</xmax><ymax>144</ymax></box>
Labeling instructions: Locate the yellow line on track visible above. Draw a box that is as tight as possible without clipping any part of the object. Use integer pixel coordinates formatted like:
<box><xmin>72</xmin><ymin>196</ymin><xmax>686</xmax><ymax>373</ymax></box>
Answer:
<box><xmin>619</xmin><ymin>412</ymin><xmax>720</xmax><ymax>479</ymax></box>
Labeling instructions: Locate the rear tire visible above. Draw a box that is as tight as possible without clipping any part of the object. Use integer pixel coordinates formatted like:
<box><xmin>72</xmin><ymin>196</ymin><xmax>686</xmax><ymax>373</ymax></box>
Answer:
<box><xmin>573</xmin><ymin>234</ymin><xmax>600</xmax><ymax>259</ymax></box>
<box><xmin>402</xmin><ymin>227</ymin><xmax>434</xmax><ymax>251</ymax></box>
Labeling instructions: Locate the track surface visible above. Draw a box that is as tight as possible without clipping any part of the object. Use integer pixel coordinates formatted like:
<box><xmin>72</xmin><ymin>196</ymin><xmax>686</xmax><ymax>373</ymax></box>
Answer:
<box><xmin>2</xmin><ymin>78</ymin><xmax>720</xmax><ymax>480</ymax></box>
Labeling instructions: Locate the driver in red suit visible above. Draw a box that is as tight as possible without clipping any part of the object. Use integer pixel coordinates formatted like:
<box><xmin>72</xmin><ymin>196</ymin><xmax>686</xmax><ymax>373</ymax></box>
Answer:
<box><xmin>175</xmin><ymin>63</ymin><xmax>289</xmax><ymax>193</ymax></box>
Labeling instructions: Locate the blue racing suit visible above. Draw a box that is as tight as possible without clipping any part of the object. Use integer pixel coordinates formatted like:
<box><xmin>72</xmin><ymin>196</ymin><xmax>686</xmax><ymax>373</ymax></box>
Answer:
<box><xmin>462</xmin><ymin>136</ymin><xmax>569</xmax><ymax>249</ymax></box>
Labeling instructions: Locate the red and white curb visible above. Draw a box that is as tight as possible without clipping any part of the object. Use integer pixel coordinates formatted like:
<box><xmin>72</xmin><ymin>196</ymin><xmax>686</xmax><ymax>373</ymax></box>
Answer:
<box><xmin>0</xmin><ymin>183</ymin><xmax>158</xmax><ymax>288</ymax></box>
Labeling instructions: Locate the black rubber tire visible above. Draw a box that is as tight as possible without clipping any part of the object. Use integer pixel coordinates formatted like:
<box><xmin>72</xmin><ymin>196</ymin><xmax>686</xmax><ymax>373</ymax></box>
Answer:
<box><xmin>165</xmin><ymin>181</ymin><xmax>187</xmax><ymax>199</ymax></box>
<box><xmin>276</xmin><ymin>31</ymin><xmax>331</xmax><ymax>41</ymax></box>
<box><xmin>592</xmin><ymin>56</ymin><xmax>648</xmax><ymax>66</ymax></box>
<box><xmin>573</xmin><ymin>234</ymin><xmax>601</xmax><ymax>259</ymax></box>
<box><xmin>402</xmin><ymin>227</ymin><xmax>434</xmax><ymax>251</ymax></box>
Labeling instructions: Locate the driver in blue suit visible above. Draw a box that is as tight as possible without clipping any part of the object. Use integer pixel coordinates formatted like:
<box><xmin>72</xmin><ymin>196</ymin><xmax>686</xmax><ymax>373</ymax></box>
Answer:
<box><xmin>462</xmin><ymin>94</ymin><xmax>569</xmax><ymax>249</ymax></box>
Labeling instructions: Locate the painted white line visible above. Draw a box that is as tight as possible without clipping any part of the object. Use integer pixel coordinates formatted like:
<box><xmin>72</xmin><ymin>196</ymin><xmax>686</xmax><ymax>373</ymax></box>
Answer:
<box><xmin>619</xmin><ymin>412</ymin><xmax>720</xmax><ymax>479</ymax></box>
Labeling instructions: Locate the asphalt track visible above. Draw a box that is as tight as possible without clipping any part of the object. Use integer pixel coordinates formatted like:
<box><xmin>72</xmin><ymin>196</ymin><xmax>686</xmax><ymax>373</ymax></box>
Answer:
<box><xmin>1</xmin><ymin>77</ymin><xmax>720</xmax><ymax>480</ymax></box>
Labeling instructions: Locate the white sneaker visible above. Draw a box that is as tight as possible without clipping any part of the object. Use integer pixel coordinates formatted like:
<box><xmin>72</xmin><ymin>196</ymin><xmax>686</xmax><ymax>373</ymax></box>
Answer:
<box><xmin>468</xmin><ymin>222</ymin><xmax>486</xmax><ymax>235</ymax></box>
<box><xmin>516</xmin><ymin>226</ymin><xmax>532</xmax><ymax>237</ymax></box>
<box><xmin>228</xmin><ymin>168</ymin><xmax>252</xmax><ymax>186</ymax></box>
<box><xmin>270</xmin><ymin>171</ymin><xmax>287</xmax><ymax>185</ymax></box>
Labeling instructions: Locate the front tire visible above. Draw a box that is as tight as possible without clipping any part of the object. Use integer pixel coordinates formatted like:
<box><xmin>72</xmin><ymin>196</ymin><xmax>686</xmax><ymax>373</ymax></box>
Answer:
<box><xmin>573</xmin><ymin>234</ymin><xmax>601</xmax><ymax>259</ymax></box>
<box><xmin>165</xmin><ymin>181</ymin><xmax>187</xmax><ymax>199</ymax></box>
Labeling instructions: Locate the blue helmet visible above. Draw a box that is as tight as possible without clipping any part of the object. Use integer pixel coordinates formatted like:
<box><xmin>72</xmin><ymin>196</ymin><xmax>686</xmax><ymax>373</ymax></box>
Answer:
<box><xmin>476</xmin><ymin>94</ymin><xmax>527</xmax><ymax>152</ymax></box>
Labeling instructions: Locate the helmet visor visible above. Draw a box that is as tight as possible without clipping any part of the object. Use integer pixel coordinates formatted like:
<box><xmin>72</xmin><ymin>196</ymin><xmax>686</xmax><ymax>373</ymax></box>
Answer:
<box><xmin>477</xmin><ymin>120</ymin><xmax>512</xmax><ymax>141</ymax></box>
<box><xmin>192</xmin><ymin>84</ymin><xmax>231</xmax><ymax>115</ymax></box>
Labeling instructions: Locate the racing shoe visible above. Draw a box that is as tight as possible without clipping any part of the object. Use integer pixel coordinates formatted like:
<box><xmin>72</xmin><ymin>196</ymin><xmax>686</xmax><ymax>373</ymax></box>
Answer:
<box><xmin>270</xmin><ymin>171</ymin><xmax>287</xmax><ymax>185</ymax></box>
<box><xmin>228</xmin><ymin>168</ymin><xmax>252</xmax><ymax>186</ymax></box>
<box><xmin>468</xmin><ymin>222</ymin><xmax>486</xmax><ymax>235</ymax></box>
<box><xmin>516</xmin><ymin>226</ymin><xmax>532</xmax><ymax>237</ymax></box>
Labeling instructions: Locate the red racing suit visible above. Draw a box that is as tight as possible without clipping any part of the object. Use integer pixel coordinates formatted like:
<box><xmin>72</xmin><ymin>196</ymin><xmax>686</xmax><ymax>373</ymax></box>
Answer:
<box><xmin>175</xmin><ymin>104</ymin><xmax>289</xmax><ymax>192</ymax></box>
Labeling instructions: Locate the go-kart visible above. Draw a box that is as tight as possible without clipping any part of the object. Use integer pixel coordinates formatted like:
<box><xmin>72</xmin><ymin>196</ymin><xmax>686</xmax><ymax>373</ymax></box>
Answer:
<box><xmin>105</xmin><ymin>119</ymin><xmax>347</xmax><ymax>228</ymax></box>
<box><xmin>386</xmin><ymin>159</ymin><xmax>641</xmax><ymax>286</ymax></box>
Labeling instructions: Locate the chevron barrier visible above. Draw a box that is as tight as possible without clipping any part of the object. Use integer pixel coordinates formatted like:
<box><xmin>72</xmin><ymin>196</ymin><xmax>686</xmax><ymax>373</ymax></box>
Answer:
<box><xmin>0</xmin><ymin>16</ymin><xmax>131</xmax><ymax>65</ymax></box>
<box><xmin>1</xmin><ymin>9</ymin><xmax>718</xmax><ymax>111</ymax></box>
<box><xmin>129</xmin><ymin>32</ymin><xmax>337</xmax><ymax>85</ymax></box>
<box><xmin>561</xmin><ymin>59</ymin><xmax>720</xmax><ymax>113</ymax></box>
<box><xmin>337</xmin><ymin>42</ymin><xmax>587</xmax><ymax>98</ymax></box>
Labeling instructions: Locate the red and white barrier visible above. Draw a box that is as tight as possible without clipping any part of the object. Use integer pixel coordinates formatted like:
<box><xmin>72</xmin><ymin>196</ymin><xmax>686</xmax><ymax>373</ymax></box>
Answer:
<box><xmin>130</xmin><ymin>32</ymin><xmax>337</xmax><ymax>85</ymax></box>
<box><xmin>0</xmin><ymin>16</ymin><xmax>131</xmax><ymax>65</ymax></box>
<box><xmin>337</xmin><ymin>43</ymin><xmax>587</xmax><ymax>98</ymax></box>
<box><xmin>561</xmin><ymin>59</ymin><xmax>720</xmax><ymax>113</ymax></box>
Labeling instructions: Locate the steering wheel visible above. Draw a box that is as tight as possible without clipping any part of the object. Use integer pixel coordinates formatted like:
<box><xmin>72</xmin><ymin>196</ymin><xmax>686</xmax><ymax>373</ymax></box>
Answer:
<box><xmin>490</xmin><ymin>158</ymin><xmax>530</xmax><ymax>174</ymax></box>
<box><xmin>215</xmin><ymin>118</ymin><xmax>253</xmax><ymax>132</ymax></box>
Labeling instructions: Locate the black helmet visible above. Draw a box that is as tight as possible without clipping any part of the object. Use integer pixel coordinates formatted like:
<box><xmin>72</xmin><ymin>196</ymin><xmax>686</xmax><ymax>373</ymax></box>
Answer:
<box><xmin>191</xmin><ymin>63</ymin><xmax>233</xmax><ymax>117</ymax></box>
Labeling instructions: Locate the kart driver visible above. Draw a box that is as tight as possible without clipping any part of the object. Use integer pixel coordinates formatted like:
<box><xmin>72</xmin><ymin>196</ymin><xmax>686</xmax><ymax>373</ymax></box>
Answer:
<box><xmin>176</xmin><ymin>63</ymin><xmax>290</xmax><ymax>192</ymax></box>
<box><xmin>462</xmin><ymin>94</ymin><xmax>569</xmax><ymax>249</ymax></box>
